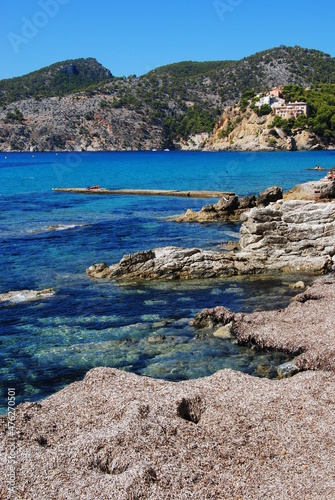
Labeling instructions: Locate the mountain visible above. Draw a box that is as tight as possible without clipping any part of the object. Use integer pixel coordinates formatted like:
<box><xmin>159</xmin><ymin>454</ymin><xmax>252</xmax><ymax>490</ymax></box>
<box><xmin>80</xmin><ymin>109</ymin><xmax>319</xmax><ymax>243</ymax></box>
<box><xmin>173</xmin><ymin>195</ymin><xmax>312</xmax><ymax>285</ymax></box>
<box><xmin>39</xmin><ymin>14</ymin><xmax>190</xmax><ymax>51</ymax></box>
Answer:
<box><xmin>1</xmin><ymin>46</ymin><xmax>335</xmax><ymax>152</ymax></box>
<box><xmin>0</xmin><ymin>58</ymin><xmax>113</xmax><ymax>105</ymax></box>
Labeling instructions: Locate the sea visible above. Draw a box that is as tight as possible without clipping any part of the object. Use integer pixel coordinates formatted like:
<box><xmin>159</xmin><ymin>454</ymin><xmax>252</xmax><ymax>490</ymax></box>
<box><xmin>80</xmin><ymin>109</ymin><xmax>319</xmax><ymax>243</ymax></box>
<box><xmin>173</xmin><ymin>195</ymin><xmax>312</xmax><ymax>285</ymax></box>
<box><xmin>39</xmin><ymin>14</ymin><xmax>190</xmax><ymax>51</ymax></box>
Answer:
<box><xmin>1</xmin><ymin>150</ymin><xmax>334</xmax><ymax>413</ymax></box>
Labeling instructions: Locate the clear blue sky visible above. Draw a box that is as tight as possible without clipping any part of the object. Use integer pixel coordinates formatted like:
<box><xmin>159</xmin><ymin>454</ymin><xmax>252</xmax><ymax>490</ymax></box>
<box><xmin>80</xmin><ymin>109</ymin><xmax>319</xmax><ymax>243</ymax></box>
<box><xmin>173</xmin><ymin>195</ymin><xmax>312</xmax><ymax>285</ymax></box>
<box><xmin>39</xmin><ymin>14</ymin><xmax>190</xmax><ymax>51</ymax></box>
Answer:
<box><xmin>1</xmin><ymin>0</ymin><xmax>335</xmax><ymax>80</ymax></box>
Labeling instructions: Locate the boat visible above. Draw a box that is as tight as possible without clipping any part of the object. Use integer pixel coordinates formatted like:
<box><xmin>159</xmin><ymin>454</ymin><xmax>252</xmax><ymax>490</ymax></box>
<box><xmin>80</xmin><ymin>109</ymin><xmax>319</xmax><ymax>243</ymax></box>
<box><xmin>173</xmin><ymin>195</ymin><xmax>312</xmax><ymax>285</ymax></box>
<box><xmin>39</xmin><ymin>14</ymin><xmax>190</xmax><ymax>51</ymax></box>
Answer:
<box><xmin>87</xmin><ymin>185</ymin><xmax>100</xmax><ymax>190</ymax></box>
<box><xmin>305</xmin><ymin>167</ymin><xmax>326</xmax><ymax>171</ymax></box>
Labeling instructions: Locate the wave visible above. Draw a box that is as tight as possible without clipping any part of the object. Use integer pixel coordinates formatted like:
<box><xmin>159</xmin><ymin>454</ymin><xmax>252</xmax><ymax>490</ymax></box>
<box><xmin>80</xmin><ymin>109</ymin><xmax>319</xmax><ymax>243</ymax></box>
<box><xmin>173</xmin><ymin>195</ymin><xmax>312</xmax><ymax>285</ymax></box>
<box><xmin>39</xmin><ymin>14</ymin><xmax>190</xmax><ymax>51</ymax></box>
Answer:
<box><xmin>48</xmin><ymin>223</ymin><xmax>87</xmax><ymax>231</ymax></box>
<box><xmin>0</xmin><ymin>288</ymin><xmax>55</xmax><ymax>305</ymax></box>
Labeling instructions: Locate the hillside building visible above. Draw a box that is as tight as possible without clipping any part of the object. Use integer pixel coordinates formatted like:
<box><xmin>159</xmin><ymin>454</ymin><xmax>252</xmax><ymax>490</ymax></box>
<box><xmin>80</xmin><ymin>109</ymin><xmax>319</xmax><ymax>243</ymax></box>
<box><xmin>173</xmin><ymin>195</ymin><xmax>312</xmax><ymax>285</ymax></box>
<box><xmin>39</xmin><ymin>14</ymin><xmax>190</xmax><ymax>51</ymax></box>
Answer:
<box><xmin>273</xmin><ymin>102</ymin><xmax>308</xmax><ymax>119</ymax></box>
<box><xmin>268</xmin><ymin>87</ymin><xmax>282</xmax><ymax>98</ymax></box>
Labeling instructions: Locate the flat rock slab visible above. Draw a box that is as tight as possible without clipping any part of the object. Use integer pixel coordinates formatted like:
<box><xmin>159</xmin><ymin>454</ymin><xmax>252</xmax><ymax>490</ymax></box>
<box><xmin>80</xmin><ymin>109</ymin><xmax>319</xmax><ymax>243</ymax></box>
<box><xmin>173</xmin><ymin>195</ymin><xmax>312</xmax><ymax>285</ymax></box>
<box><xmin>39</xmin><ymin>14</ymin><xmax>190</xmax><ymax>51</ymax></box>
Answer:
<box><xmin>54</xmin><ymin>187</ymin><xmax>235</xmax><ymax>198</ymax></box>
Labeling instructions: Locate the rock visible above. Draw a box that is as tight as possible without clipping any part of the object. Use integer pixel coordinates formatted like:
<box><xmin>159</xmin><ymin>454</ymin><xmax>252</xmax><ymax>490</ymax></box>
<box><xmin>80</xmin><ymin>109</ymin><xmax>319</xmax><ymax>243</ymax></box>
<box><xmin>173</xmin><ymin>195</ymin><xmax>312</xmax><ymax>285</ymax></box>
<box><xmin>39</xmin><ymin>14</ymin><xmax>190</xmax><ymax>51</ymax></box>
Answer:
<box><xmin>86</xmin><ymin>263</ymin><xmax>110</xmax><ymax>278</ymax></box>
<box><xmin>277</xmin><ymin>362</ymin><xmax>299</xmax><ymax>378</ymax></box>
<box><xmin>147</xmin><ymin>335</ymin><xmax>166</xmax><ymax>343</ymax></box>
<box><xmin>174</xmin><ymin>195</ymin><xmax>242</xmax><ymax>223</ymax></box>
<box><xmin>256</xmin><ymin>186</ymin><xmax>283</xmax><ymax>207</ymax></box>
<box><xmin>284</xmin><ymin>180</ymin><xmax>335</xmax><ymax>201</ymax></box>
<box><xmin>0</xmin><ymin>288</ymin><xmax>55</xmax><ymax>304</ymax></box>
<box><xmin>190</xmin><ymin>306</ymin><xmax>235</xmax><ymax>328</ymax></box>
<box><xmin>175</xmin><ymin>188</ymin><xmax>281</xmax><ymax>224</ymax></box>
<box><xmin>289</xmin><ymin>281</ymin><xmax>306</xmax><ymax>290</ymax></box>
<box><xmin>87</xmin><ymin>246</ymin><xmax>237</xmax><ymax>280</ymax></box>
<box><xmin>213</xmin><ymin>322</ymin><xmax>234</xmax><ymax>338</ymax></box>
<box><xmin>239</xmin><ymin>194</ymin><xmax>256</xmax><ymax>209</ymax></box>
<box><xmin>215</xmin><ymin>195</ymin><xmax>239</xmax><ymax>212</ymax></box>
<box><xmin>238</xmin><ymin>200</ymin><xmax>335</xmax><ymax>274</ymax></box>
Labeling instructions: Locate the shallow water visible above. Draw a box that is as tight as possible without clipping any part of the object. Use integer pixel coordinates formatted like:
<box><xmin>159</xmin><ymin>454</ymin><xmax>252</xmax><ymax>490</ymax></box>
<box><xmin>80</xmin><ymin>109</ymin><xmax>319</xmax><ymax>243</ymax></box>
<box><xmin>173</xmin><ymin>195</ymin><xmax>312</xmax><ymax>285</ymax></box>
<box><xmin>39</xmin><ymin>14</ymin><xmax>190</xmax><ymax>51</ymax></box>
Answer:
<box><xmin>1</xmin><ymin>150</ymin><xmax>333</xmax><ymax>413</ymax></box>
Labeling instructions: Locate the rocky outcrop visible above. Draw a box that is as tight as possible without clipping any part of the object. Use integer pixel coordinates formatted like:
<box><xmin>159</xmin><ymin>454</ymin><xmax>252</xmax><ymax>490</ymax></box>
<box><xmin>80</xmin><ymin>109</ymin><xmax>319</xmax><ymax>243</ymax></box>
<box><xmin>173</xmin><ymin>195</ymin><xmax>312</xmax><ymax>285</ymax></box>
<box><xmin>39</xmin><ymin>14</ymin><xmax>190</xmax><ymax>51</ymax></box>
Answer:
<box><xmin>0</xmin><ymin>288</ymin><xmax>54</xmax><ymax>304</ymax></box>
<box><xmin>284</xmin><ymin>179</ymin><xmax>335</xmax><ymax>201</ymax></box>
<box><xmin>175</xmin><ymin>194</ymin><xmax>253</xmax><ymax>222</ymax></box>
<box><xmin>87</xmin><ymin>247</ymin><xmax>237</xmax><ymax>280</ymax></box>
<box><xmin>88</xmin><ymin>199</ymin><xmax>335</xmax><ymax>279</ymax></box>
<box><xmin>204</xmin><ymin>106</ymin><xmax>330</xmax><ymax>152</ymax></box>
<box><xmin>175</xmin><ymin>186</ymin><xmax>282</xmax><ymax>223</ymax></box>
<box><xmin>2</xmin><ymin>278</ymin><xmax>335</xmax><ymax>499</ymax></box>
<box><xmin>256</xmin><ymin>185</ymin><xmax>283</xmax><ymax>206</ymax></box>
<box><xmin>191</xmin><ymin>276</ymin><xmax>335</xmax><ymax>372</ymax></box>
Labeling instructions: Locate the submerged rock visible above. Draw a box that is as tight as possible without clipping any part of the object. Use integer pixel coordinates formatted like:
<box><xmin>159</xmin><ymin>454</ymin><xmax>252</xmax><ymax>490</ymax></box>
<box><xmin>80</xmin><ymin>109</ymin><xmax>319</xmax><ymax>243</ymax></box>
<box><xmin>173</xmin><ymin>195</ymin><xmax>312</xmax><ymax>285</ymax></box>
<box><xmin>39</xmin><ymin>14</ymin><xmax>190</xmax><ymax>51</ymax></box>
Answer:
<box><xmin>0</xmin><ymin>288</ymin><xmax>55</xmax><ymax>304</ymax></box>
<box><xmin>190</xmin><ymin>306</ymin><xmax>235</xmax><ymax>328</ymax></box>
<box><xmin>277</xmin><ymin>362</ymin><xmax>299</xmax><ymax>378</ymax></box>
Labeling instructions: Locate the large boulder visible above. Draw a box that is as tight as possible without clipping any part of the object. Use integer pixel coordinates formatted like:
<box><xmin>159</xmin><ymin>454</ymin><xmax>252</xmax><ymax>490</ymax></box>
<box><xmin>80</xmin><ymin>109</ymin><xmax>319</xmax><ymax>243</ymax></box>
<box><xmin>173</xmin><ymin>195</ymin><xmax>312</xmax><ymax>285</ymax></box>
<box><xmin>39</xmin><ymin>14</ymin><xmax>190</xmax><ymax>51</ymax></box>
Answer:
<box><xmin>238</xmin><ymin>199</ymin><xmax>335</xmax><ymax>273</ymax></box>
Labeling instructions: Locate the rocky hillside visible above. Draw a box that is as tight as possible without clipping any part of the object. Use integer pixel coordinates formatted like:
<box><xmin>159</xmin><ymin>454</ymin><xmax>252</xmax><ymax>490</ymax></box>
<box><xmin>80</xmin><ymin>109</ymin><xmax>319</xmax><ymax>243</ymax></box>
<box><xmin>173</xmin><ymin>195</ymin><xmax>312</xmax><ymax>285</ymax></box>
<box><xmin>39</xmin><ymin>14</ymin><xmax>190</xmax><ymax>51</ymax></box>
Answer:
<box><xmin>0</xmin><ymin>93</ymin><xmax>162</xmax><ymax>152</ymax></box>
<box><xmin>199</xmin><ymin>104</ymin><xmax>329</xmax><ymax>152</ymax></box>
<box><xmin>1</xmin><ymin>46</ymin><xmax>335</xmax><ymax>151</ymax></box>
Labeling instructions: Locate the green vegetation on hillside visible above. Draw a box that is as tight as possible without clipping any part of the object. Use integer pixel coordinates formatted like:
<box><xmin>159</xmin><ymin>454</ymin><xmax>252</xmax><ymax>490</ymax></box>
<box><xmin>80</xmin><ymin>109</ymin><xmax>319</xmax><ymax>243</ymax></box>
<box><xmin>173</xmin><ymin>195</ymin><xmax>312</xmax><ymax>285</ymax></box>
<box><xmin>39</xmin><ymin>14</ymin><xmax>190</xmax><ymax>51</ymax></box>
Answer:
<box><xmin>0</xmin><ymin>58</ymin><xmax>112</xmax><ymax>105</ymax></box>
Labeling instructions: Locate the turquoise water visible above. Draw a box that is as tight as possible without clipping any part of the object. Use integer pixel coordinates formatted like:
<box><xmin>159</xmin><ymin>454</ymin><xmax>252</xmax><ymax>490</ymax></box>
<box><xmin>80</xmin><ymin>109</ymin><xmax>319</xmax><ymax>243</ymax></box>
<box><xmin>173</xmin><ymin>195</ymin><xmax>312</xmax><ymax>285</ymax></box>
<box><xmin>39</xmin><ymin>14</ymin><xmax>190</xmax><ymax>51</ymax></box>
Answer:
<box><xmin>1</xmin><ymin>151</ymin><xmax>333</xmax><ymax>413</ymax></box>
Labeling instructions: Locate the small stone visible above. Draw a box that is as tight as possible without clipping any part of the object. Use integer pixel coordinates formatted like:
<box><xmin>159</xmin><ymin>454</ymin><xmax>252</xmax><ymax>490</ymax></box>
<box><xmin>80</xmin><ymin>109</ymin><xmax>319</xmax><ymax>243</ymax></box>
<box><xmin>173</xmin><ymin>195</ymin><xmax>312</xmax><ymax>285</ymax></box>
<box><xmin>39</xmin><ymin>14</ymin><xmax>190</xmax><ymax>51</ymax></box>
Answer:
<box><xmin>289</xmin><ymin>281</ymin><xmax>305</xmax><ymax>290</ymax></box>
<box><xmin>213</xmin><ymin>322</ymin><xmax>234</xmax><ymax>339</ymax></box>
<box><xmin>277</xmin><ymin>362</ymin><xmax>299</xmax><ymax>378</ymax></box>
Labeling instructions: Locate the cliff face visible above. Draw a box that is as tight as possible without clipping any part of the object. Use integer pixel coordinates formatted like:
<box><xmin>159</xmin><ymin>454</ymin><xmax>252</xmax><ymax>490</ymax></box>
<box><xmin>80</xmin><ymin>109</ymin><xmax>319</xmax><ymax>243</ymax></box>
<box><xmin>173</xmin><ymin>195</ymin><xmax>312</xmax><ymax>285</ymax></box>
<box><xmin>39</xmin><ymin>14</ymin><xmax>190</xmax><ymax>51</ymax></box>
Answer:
<box><xmin>200</xmin><ymin>106</ymin><xmax>328</xmax><ymax>152</ymax></box>
<box><xmin>0</xmin><ymin>94</ymin><xmax>162</xmax><ymax>152</ymax></box>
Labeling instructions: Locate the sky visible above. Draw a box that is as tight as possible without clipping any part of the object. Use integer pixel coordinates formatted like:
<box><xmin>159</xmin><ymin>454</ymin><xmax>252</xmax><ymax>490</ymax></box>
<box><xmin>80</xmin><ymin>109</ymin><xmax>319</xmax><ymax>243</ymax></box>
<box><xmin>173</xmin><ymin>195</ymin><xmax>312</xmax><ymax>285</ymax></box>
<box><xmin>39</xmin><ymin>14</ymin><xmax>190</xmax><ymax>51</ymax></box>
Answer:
<box><xmin>1</xmin><ymin>0</ymin><xmax>335</xmax><ymax>80</ymax></box>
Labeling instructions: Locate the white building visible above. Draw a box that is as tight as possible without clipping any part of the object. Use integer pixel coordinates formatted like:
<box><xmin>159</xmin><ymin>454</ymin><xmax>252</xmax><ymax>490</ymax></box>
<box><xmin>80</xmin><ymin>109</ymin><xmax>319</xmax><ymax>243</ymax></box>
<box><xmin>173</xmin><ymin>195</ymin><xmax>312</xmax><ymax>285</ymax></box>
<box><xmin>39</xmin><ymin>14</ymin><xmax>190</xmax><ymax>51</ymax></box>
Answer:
<box><xmin>255</xmin><ymin>95</ymin><xmax>285</xmax><ymax>108</ymax></box>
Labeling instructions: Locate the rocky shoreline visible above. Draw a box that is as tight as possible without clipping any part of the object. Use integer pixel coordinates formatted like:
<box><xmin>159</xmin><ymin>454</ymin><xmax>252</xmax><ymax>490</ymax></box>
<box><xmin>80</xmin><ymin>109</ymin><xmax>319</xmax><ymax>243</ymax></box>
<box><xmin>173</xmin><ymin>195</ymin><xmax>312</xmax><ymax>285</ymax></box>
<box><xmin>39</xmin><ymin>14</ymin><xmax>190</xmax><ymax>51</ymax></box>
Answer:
<box><xmin>2</xmin><ymin>179</ymin><xmax>335</xmax><ymax>498</ymax></box>
<box><xmin>1</xmin><ymin>276</ymin><xmax>335</xmax><ymax>499</ymax></box>
<box><xmin>87</xmin><ymin>183</ymin><xmax>335</xmax><ymax>279</ymax></box>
